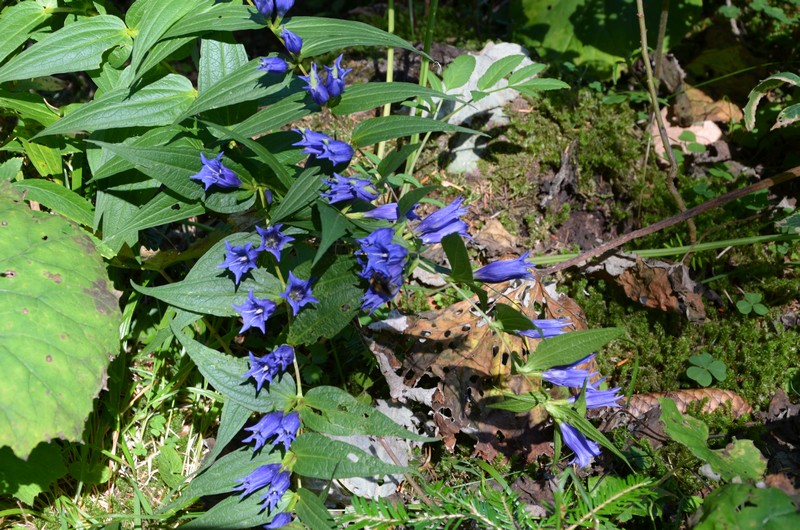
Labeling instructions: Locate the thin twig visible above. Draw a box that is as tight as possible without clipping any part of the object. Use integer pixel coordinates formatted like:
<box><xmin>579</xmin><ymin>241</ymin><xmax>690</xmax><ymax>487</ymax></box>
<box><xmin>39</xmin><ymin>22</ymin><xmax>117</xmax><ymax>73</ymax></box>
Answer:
<box><xmin>541</xmin><ymin>166</ymin><xmax>800</xmax><ymax>275</ymax></box>
<box><xmin>635</xmin><ymin>0</ymin><xmax>697</xmax><ymax>248</ymax></box>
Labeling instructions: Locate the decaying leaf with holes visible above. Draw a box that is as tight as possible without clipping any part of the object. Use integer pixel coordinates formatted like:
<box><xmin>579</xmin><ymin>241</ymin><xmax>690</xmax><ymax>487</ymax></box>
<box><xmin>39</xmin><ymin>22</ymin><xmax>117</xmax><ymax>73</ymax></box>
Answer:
<box><xmin>370</xmin><ymin>276</ymin><xmax>593</xmax><ymax>462</ymax></box>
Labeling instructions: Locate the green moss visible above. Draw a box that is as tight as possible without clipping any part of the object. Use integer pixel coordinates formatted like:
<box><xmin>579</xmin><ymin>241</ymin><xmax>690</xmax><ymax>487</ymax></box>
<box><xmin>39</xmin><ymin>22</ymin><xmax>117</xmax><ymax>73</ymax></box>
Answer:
<box><xmin>570</xmin><ymin>278</ymin><xmax>799</xmax><ymax>410</ymax></box>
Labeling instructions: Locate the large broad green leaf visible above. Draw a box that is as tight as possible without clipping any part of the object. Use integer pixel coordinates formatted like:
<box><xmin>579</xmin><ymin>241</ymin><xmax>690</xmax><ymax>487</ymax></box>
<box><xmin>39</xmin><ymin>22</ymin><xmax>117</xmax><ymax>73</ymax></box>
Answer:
<box><xmin>0</xmin><ymin>183</ymin><xmax>120</xmax><ymax>458</ymax></box>
<box><xmin>271</xmin><ymin>166</ymin><xmax>322</xmax><ymax>223</ymax></box>
<box><xmin>198</xmin><ymin>38</ymin><xmax>249</xmax><ymax>93</ymax></box>
<box><xmin>11</xmin><ymin>180</ymin><xmax>94</xmax><ymax>227</ymax></box>
<box><xmin>302</xmin><ymin>386</ymin><xmax>434</xmax><ymax>441</ymax></box>
<box><xmin>660</xmin><ymin>398</ymin><xmax>766</xmax><ymax>481</ymax></box>
<box><xmin>510</xmin><ymin>0</ymin><xmax>702</xmax><ymax>80</ymax></box>
<box><xmin>162</xmin><ymin>2</ymin><xmax>263</xmax><ymax>39</ymax></box>
<box><xmin>0</xmin><ymin>442</ymin><xmax>66</xmax><ymax>505</ymax></box>
<box><xmin>36</xmin><ymin>75</ymin><xmax>196</xmax><ymax>137</ymax></box>
<box><xmin>695</xmin><ymin>483</ymin><xmax>800</xmax><ymax>530</ymax></box>
<box><xmin>230</xmin><ymin>89</ymin><xmax>314</xmax><ymax>138</ymax></box>
<box><xmin>286</xmin><ymin>255</ymin><xmax>363</xmax><ymax>346</ymax></box>
<box><xmin>126</xmin><ymin>0</ymin><xmax>197</xmax><ymax>75</ymax></box>
<box><xmin>521</xmin><ymin>327</ymin><xmax>624</xmax><ymax>372</ymax></box>
<box><xmin>285</xmin><ymin>17</ymin><xmax>424</xmax><ymax>59</ymax></box>
<box><xmin>171</xmin><ymin>324</ymin><xmax>296</xmax><ymax>413</ymax></box>
<box><xmin>332</xmin><ymin>82</ymin><xmax>453</xmax><ymax>116</ymax></box>
<box><xmin>134</xmin><ymin>233</ymin><xmax>282</xmax><ymax>316</ymax></box>
<box><xmin>0</xmin><ymin>15</ymin><xmax>130</xmax><ymax>83</ymax></box>
<box><xmin>351</xmin><ymin>115</ymin><xmax>480</xmax><ymax>148</ymax></box>
<box><xmin>0</xmin><ymin>0</ymin><xmax>56</xmax><ymax>65</ymax></box>
<box><xmin>296</xmin><ymin>488</ymin><xmax>336</xmax><ymax>530</ymax></box>
<box><xmin>291</xmin><ymin>433</ymin><xmax>408</xmax><ymax>479</ymax></box>
<box><xmin>744</xmin><ymin>72</ymin><xmax>800</xmax><ymax>130</ymax></box>
<box><xmin>0</xmin><ymin>88</ymin><xmax>61</xmax><ymax>126</ymax></box>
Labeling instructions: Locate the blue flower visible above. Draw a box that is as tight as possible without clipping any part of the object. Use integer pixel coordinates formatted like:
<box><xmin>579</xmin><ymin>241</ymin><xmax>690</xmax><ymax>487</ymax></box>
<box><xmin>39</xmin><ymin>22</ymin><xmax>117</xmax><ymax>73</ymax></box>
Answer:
<box><xmin>474</xmin><ymin>252</ymin><xmax>534</xmax><ymax>283</ymax></box>
<box><xmin>324</xmin><ymin>54</ymin><xmax>352</xmax><ymax>98</ymax></box>
<box><xmin>261</xmin><ymin>469</ymin><xmax>291</xmax><ymax>511</ymax></box>
<box><xmin>559</xmin><ymin>421</ymin><xmax>600</xmax><ymax>468</ymax></box>
<box><xmin>569</xmin><ymin>384</ymin><xmax>623</xmax><ymax>409</ymax></box>
<box><xmin>271</xmin><ymin>345</ymin><xmax>295</xmax><ymax>372</ymax></box>
<box><xmin>243</xmin><ymin>352</ymin><xmax>280</xmax><ymax>392</ymax></box>
<box><xmin>415</xmin><ymin>197</ymin><xmax>470</xmax><ymax>244</ymax></box>
<box><xmin>234</xmin><ymin>463</ymin><xmax>281</xmax><ymax>497</ymax></box>
<box><xmin>218</xmin><ymin>241</ymin><xmax>260</xmax><ymax>285</ymax></box>
<box><xmin>232</xmin><ymin>290</ymin><xmax>276</xmax><ymax>334</ymax></box>
<box><xmin>356</xmin><ymin>228</ymin><xmax>408</xmax><ymax>313</ymax></box>
<box><xmin>256</xmin><ymin>224</ymin><xmax>294</xmax><ymax>261</ymax></box>
<box><xmin>517</xmin><ymin>318</ymin><xmax>571</xmax><ymax>339</ymax></box>
<box><xmin>258</xmin><ymin>57</ymin><xmax>289</xmax><ymax>74</ymax></box>
<box><xmin>275</xmin><ymin>0</ymin><xmax>294</xmax><ymax>17</ymax></box>
<box><xmin>190</xmin><ymin>152</ymin><xmax>242</xmax><ymax>191</ymax></box>
<box><xmin>542</xmin><ymin>367</ymin><xmax>596</xmax><ymax>389</ymax></box>
<box><xmin>264</xmin><ymin>512</ymin><xmax>292</xmax><ymax>529</ymax></box>
<box><xmin>299</xmin><ymin>62</ymin><xmax>329</xmax><ymax>105</ymax></box>
<box><xmin>242</xmin><ymin>410</ymin><xmax>300</xmax><ymax>451</ymax></box>
<box><xmin>293</xmin><ymin>128</ymin><xmax>354</xmax><ymax>166</ymax></box>
<box><xmin>363</xmin><ymin>203</ymin><xmax>399</xmax><ymax>222</ymax></box>
<box><xmin>280</xmin><ymin>26</ymin><xmax>303</xmax><ymax>56</ymax></box>
<box><xmin>281</xmin><ymin>272</ymin><xmax>319</xmax><ymax>315</ymax></box>
<box><xmin>322</xmin><ymin>174</ymin><xmax>379</xmax><ymax>204</ymax></box>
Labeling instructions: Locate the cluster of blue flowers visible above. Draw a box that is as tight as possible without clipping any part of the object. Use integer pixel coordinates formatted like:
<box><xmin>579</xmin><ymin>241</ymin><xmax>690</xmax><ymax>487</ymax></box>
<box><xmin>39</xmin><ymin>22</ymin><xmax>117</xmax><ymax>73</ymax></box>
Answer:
<box><xmin>299</xmin><ymin>54</ymin><xmax>352</xmax><ymax>105</ymax></box>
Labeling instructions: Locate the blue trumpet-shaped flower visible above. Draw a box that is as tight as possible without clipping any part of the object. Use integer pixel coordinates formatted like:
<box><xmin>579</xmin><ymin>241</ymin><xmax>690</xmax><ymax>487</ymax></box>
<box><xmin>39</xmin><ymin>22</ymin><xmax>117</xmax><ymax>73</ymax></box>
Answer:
<box><xmin>363</xmin><ymin>203</ymin><xmax>399</xmax><ymax>222</ymax></box>
<box><xmin>261</xmin><ymin>468</ymin><xmax>291</xmax><ymax>511</ymax></box>
<box><xmin>324</xmin><ymin>54</ymin><xmax>352</xmax><ymax>98</ymax></box>
<box><xmin>264</xmin><ymin>512</ymin><xmax>292</xmax><ymax>529</ymax></box>
<box><xmin>415</xmin><ymin>197</ymin><xmax>470</xmax><ymax>244</ymax></box>
<box><xmin>322</xmin><ymin>174</ymin><xmax>379</xmax><ymax>204</ymax></box>
<box><xmin>232</xmin><ymin>290</ymin><xmax>276</xmax><ymax>334</ymax></box>
<box><xmin>254</xmin><ymin>0</ymin><xmax>294</xmax><ymax>20</ymax></box>
<box><xmin>280</xmin><ymin>26</ymin><xmax>303</xmax><ymax>56</ymax></box>
<box><xmin>242</xmin><ymin>410</ymin><xmax>301</xmax><ymax>451</ymax></box>
<box><xmin>243</xmin><ymin>345</ymin><xmax>295</xmax><ymax>392</ymax></box>
<box><xmin>234</xmin><ymin>463</ymin><xmax>282</xmax><ymax>497</ymax></box>
<box><xmin>190</xmin><ymin>152</ymin><xmax>241</xmax><ymax>191</ymax></box>
<box><xmin>293</xmin><ymin>128</ymin><xmax>354</xmax><ymax>166</ymax></box>
<box><xmin>258</xmin><ymin>56</ymin><xmax>289</xmax><ymax>74</ymax></box>
<box><xmin>517</xmin><ymin>318</ymin><xmax>571</xmax><ymax>339</ymax></box>
<box><xmin>299</xmin><ymin>62</ymin><xmax>328</xmax><ymax>105</ymax></box>
<box><xmin>256</xmin><ymin>224</ymin><xmax>294</xmax><ymax>261</ymax></box>
<box><xmin>473</xmin><ymin>252</ymin><xmax>535</xmax><ymax>283</ymax></box>
<box><xmin>281</xmin><ymin>272</ymin><xmax>319</xmax><ymax>315</ymax></box>
<box><xmin>559</xmin><ymin>421</ymin><xmax>601</xmax><ymax>468</ymax></box>
<box><xmin>218</xmin><ymin>241</ymin><xmax>260</xmax><ymax>285</ymax></box>
<box><xmin>569</xmin><ymin>384</ymin><xmax>623</xmax><ymax>409</ymax></box>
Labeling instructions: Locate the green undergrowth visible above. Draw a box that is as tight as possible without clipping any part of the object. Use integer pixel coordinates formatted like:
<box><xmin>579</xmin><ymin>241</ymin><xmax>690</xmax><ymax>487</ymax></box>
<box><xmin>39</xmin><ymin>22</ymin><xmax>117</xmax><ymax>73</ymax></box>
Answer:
<box><xmin>570</xmin><ymin>277</ymin><xmax>799</xmax><ymax>410</ymax></box>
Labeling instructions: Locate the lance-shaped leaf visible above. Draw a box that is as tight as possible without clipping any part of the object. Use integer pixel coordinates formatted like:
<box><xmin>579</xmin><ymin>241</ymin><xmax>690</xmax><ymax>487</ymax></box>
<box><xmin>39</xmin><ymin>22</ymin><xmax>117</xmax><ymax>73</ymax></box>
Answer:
<box><xmin>332</xmin><ymin>82</ymin><xmax>453</xmax><ymax>116</ymax></box>
<box><xmin>0</xmin><ymin>15</ymin><xmax>130</xmax><ymax>83</ymax></box>
<box><xmin>291</xmin><ymin>433</ymin><xmax>408</xmax><ymax>479</ymax></box>
<box><xmin>36</xmin><ymin>75</ymin><xmax>195</xmax><ymax>137</ymax></box>
<box><xmin>0</xmin><ymin>0</ymin><xmax>56</xmax><ymax>65</ymax></box>
<box><xmin>351</xmin><ymin>115</ymin><xmax>480</xmax><ymax>148</ymax></box>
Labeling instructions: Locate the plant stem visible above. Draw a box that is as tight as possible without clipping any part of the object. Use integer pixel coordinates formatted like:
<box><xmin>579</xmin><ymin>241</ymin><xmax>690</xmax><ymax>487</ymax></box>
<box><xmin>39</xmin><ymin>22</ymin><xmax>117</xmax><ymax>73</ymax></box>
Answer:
<box><xmin>539</xmin><ymin>166</ymin><xmax>800</xmax><ymax>275</ymax></box>
<box><xmin>635</xmin><ymin>0</ymin><xmax>697</xmax><ymax>249</ymax></box>
<box><xmin>377</xmin><ymin>0</ymin><xmax>396</xmax><ymax>160</ymax></box>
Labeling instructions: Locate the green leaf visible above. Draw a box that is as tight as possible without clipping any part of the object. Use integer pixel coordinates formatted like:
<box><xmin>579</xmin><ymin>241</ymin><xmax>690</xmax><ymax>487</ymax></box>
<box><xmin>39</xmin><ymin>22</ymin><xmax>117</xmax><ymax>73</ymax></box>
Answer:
<box><xmin>0</xmin><ymin>158</ymin><xmax>23</xmax><ymax>181</ymax></box>
<box><xmin>753</xmin><ymin>303</ymin><xmax>769</xmax><ymax>316</ymax></box>
<box><xmin>397</xmin><ymin>184</ymin><xmax>436</xmax><ymax>218</ymax></box>
<box><xmin>19</xmin><ymin>138</ymin><xmax>62</xmax><ymax>177</ymax></box>
<box><xmin>0</xmin><ymin>183</ymin><xmax>120</xmax><ymax>458</ymax></box>
<box><xmin>686</xmin><ymin>366</ymin><xmax>712</xmax><ymax>387</ymax></box>
<box><xmin>179</xmin><ymin>448</ymin><xmax>281</xmax><ymax>502</ymax></box>
<box><xmin>11</xmin><ymin>179</ymin><xmax>94</xmax><ymax>227</ymax></box>
<box><xmin>287</xmin><ymin>255</ymin><xmax>363</xmax><ymax>346</ymax></box>
<box><xmin>659</xmin><ymin>398</ymin><xmax>766</xmax><ymax>481</ymax></box>
<box><xmin>333</xmin><ymin>82</ymin><xmax>452</xmax><ymax>116</ymax></box>
<box><xmin>707</xmin><ymin>360</ymin><xmax>727</xmax><ymax>382</ymax></box>
<box><xmin>156</xmin><ymin>445</ymin><xmax>184</xmax><ymax>489</ymax></box>
<box><xmin>230</xmin><ymin>89</ymin><xmax>314</xmax><ymax>138</ymax></box>
<box><xmin>196</xmin><ymin>400</ymin><xmax>252</xmax><ymax>474</ymax></box>
<box><xmin>198</xmin><ymin>38</ymin><xmax>249</xmax><ymax>93</ymax></box>
<box><xmin>494</xmin><ymin>303</ymin><xmax>535</xmax><ymax>333</ymax></box>
<box><xmin>135</xmin><ymin>234</ymin><xmax>282</xmax><ymax>316</ymax></box>
<box><xmin>162</xmin><ymin>2</ymin><xmax>263</xmax><ymax>39</ymax></box>
<box><xmin>126</xmin><ymin>0</ymin><xmax>196</xmax><ymax>75</ymax></box>
<box><xmin>291</xmin><ymin>433</ymin><xmax>408</xmax><ymax>479</ymax></box>
<box><xmin>695</xmin><ymin>483</ymin><xmax>800</xmax><ymax>530</ymax></box>
<box><xmin>181</xmin><ymin>58</ymin><xmax>292</xmax><ymax>120</ymax></box>
<box><xmin>0</xmin><ymin>88</ymin><xmax>60</xmax><ymax>126</ymax></box>
<box><xmin>744</xmin><ymin>72</ymin><xmax>800</xmax><ymax>130</ymax></box>
<box><xmin>548</xmin><ymin>404</ymin><xmax>629</xmax><ymax>464</ymax></box>
<box><xmin>37</xmin><ymin>75</ymin><xmax>196</xmax><ymax>137</ymax></box>
<box><xmin>522</xmin><ymin>328</ymin><xmax>624</xmax><ymax>372</ymax></box>
<box><xmin>313</xmin><ymin>202</ymin><xmax>351</xmax><ymax>266</ymax></box>
<box><xmin>441</xmin><ymin>232</ymin><xmax>472</xmax><ymax>281</ymax></box>
<box><xmin>301</xmin><ymin>386</ymin><xmax>434</xmax><ymax>441</ymax></box>
<box><xmin>515</xmin><ymin>78</ymin><xmax>571</xmax><ymax>96</ymax></box>
<box><xmin>285</xmin><ymin>17</ymin><xmax>424</xmax><ymax>58</ymax></box>
<box><xmin>736</xmin><ymin>300</ymin><xmax>753</xmax><ymax>314</ymax></box>
<box><xmin>688</xmin><ymin>352</ymin><xmax>713</xmax><ymax>368</ymax></box>
<box><xmin>171</xmin><ymin>324</ymin><xmax>296</xmax><ymax>413</ymax></box>
<box><xmin>0</xmin><ymin>15</ymin><xmax>130</xmax><ymax>83</ymax></box>
<box><xmin>477</xmin><ymin>55</ymin><xmax>524</xmax><ymax>91</ymax></box>
<box><xmin>774</xmin><ymin>102</ymin><xmax>800</xmax><ymax>129</ymax></box>
<box><xmin>296</xmin><ymin>488</ymin><xmax>337</xmax><ymax>530</ymax></box>
<box><xmin>506</xmin><ymin>63</ymin><xmax>548</xmax><ymax>86</ymax></box>
<box><xmin>443</xmin><ymin>54</ymin><xmax>477</xmax><ymax>91</ymax></box>
<box><xmin>377</xmin><ymin>143</ymin><xmax>421</xmax><ymax>178</ymax></box>
<box><xmin>351</xmin><ymin>115</ymin><xmax>480</xmax><ymax>148</ymax></box>
<box><xmin>271</xmin><ymin>166</ymin><xmax>323</xmax><ymax>222</ymax></box>
<box><xmin>0</xmin><ymin>442</ymin><xmax>66</xmax><ymax>505</ymax></box>
<box><xmin>0</xmin><ymin>0</ymin><xmax>55</xmax><ymax>65</ymax></box>
<box><xmin>488</xmin><ymin>392</ymin><xmax>541</xmax><ymax>413</ymax></box>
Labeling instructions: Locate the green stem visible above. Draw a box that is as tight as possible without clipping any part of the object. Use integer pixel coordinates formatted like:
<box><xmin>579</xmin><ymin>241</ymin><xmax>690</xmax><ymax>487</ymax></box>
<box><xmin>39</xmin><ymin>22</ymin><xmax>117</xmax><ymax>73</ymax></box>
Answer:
<box><xmin>377</xmin><ymin>0</ymin><xmax>395</xmax><ymax>160</ymax></box>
